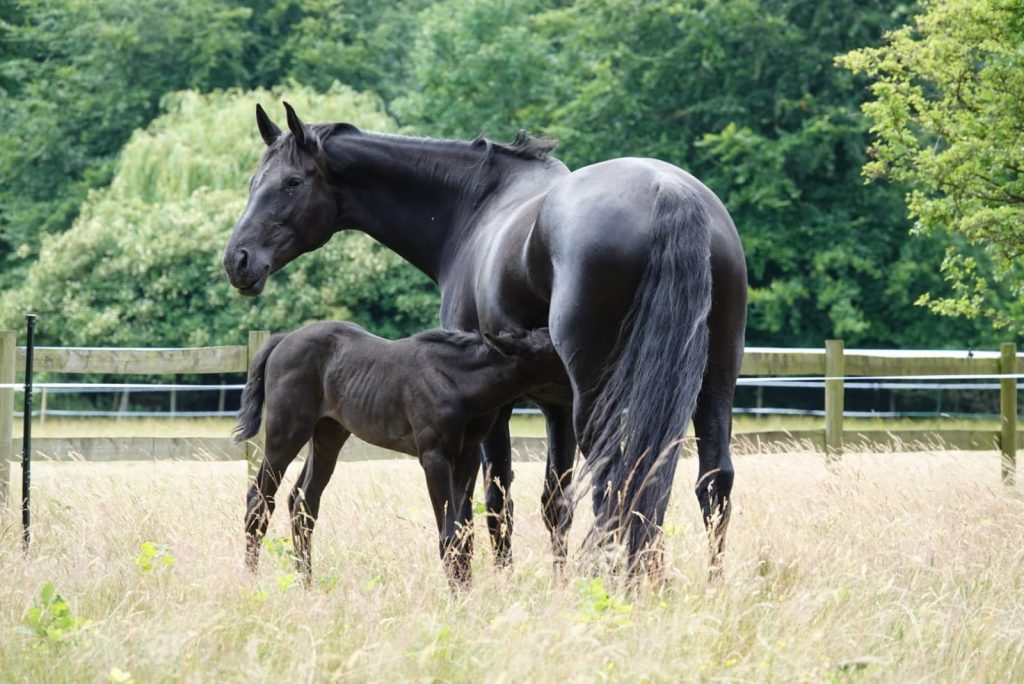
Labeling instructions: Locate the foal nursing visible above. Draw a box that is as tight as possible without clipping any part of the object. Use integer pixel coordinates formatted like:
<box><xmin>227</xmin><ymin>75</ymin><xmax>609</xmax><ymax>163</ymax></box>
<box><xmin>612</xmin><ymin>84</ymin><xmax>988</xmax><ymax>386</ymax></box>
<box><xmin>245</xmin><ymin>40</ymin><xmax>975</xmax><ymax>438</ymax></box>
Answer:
<box><xmin>235</xmin><ymin>321</ymin><xmax>560</xmax><ymax>585</ymax></box>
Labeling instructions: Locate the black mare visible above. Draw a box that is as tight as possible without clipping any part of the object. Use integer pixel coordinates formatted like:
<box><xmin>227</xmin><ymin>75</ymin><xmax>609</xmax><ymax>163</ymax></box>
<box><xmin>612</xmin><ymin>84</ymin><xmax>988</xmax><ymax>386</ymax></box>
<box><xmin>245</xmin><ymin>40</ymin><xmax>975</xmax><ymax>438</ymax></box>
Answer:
<box><xmin>223</xmin><ymin>103</ymin><xmax>747</xmax><ymax>575</ymax></box>
<box><xmin>235</xmin><ymin>322</ymin><xmax>560</xmax><ymax>586</ymax></box>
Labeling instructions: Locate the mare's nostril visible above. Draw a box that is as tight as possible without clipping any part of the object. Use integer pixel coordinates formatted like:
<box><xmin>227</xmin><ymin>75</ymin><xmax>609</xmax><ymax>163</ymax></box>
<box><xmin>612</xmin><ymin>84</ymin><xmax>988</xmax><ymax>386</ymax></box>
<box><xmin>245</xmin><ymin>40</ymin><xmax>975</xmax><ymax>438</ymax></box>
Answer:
<box><xmin>236</xmin><ymin>248</ymin><xmax>250</xmax><ymax>273</ymax></box>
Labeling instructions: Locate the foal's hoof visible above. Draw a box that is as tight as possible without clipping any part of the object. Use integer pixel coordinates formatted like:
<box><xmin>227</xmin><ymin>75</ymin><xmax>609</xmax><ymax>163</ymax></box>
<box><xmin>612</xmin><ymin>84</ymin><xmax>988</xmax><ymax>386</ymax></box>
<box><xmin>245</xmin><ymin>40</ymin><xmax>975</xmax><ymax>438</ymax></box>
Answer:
<box><xmin>493</xmin><ymin>549</ymin><xmax>513</xmax><ymax>570</ymax></box>
<box><xmin>245</xmin><ymin>549</ymin><xmax>260</xmax><ymax>573</ymax></box>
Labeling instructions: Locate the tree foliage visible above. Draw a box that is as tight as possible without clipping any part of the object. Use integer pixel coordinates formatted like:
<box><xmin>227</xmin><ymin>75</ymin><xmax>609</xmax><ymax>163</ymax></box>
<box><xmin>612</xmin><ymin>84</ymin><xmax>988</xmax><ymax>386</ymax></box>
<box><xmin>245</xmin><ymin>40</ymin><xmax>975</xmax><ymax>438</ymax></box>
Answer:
<box><xmin>838</xmin><ymin>0</ymin><xmax>1024</xmax><ymax>333</ymax></box>
<box><xmin>0</xmin><ymin>0</ymin><xmax>1014</xmax><ymax>349</ymax></box>
<box><xmin>0</xmin><ymin>0</ymin><xmax>255</xmax><ymax>285</ymax></box>
<box><xmin>0</xmin><ymin>86</ymin><xmax>439</xmax><ymax>346</ymax></box>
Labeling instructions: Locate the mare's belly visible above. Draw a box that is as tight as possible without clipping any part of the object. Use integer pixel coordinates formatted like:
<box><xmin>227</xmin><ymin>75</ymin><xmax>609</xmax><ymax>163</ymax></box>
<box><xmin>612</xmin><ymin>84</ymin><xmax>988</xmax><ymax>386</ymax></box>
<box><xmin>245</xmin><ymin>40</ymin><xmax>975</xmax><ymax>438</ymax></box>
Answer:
<box><xmin>525</xmin><ymin>382</ymin><xmax>572</xmax><ymax>406</ymax></box>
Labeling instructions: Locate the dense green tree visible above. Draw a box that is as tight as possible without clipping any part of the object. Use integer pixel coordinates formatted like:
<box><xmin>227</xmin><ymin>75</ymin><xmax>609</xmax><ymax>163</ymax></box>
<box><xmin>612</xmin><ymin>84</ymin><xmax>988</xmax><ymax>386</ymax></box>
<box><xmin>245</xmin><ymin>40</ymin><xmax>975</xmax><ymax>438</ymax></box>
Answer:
<box><xmin>0</xmin><ymin>86</ymin><xmax>439</xmax><ymax>346</ymax></box>
<box><xmin>0</xmin><ymin>0</ymin><xmax>254</xmax><ymax>287</ymax></box>
<box><xmin>235</xmin><ymin>0</ymin><xmax>437</xmax><ymax>100</ymax></box>
<box><xmin>392</xmin><ymin>0</ymin><xmax>560</xmax><ymax>136</ymax></box>
<box><xmin>275</xmin><ymin>0</ymin><xmax>437</xmax><ymax>101</ymax></box>
<box><xmin>838</xmin><ymin>0</ymin><xmax>1024</xmax><ymax>334</ymax></box>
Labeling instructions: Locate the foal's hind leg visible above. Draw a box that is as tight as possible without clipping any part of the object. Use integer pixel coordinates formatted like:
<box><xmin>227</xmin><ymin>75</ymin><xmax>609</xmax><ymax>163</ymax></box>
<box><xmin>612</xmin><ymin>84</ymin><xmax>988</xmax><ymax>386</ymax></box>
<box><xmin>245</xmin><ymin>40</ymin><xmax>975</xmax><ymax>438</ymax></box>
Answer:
<box><xmin>244</xmin><ymin>424</ymin><xmax>310</xmax><ymax>572</ymax></box>
<box><xmin>289</xmin><ymin>420</ymin><xmax>349</xmax><ymax>584</ymax></box>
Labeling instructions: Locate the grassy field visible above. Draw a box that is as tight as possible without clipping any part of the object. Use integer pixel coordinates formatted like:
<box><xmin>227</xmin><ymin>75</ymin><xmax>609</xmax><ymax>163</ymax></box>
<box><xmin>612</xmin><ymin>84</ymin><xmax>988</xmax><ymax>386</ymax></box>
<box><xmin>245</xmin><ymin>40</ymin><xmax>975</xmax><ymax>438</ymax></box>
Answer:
<box><xmin>2</xmin><ymin>448</ymin><xmax>1023</xmax><ymax>681</ymax></box>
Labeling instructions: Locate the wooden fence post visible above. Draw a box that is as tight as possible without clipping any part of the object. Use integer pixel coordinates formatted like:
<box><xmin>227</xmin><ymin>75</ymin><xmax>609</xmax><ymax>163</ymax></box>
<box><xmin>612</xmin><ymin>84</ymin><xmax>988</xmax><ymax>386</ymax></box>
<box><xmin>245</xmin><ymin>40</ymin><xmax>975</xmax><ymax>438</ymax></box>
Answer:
<box><xmin>825</xmin><ymin>339</ymin><xmax>845</xmax><ymax>459</ymax></box>
<box><xmin>245</xmin><ymin>331</ymin><xmax>269</xmax><ymax>479</ymax></box>
<box><xmin>1000</xmin><ymin>342</ymin><xmax>1017</xmax><ymax>485</ymax></box>
<box><xmin>0</xmin><ymin>331</ymin><xmax>14</xmax><ymax>509</ymax></box>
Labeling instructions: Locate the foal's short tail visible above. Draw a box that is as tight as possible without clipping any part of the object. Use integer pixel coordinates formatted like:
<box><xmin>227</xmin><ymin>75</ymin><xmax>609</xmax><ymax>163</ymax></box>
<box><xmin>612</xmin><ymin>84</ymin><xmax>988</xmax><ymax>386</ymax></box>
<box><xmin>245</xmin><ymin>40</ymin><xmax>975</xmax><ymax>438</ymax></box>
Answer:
<box><xmin>582</xmin><ymin>176</ymin><xmax>713</xmax><ymax>567</ymax></box>
<box><xmin>233</xmin><ymin>333</ymin><xmax>288</xmax><ymax>443</ymax></box>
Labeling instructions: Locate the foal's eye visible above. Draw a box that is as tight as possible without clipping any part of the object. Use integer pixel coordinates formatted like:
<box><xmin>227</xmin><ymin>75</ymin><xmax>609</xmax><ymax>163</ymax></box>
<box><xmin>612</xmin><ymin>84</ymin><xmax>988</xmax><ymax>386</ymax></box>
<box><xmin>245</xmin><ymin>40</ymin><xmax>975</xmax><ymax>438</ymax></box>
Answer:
<box><xmin>285</xmin><ymin>176</ymin><xmax>304</xmax><ymax>188</ymax></box>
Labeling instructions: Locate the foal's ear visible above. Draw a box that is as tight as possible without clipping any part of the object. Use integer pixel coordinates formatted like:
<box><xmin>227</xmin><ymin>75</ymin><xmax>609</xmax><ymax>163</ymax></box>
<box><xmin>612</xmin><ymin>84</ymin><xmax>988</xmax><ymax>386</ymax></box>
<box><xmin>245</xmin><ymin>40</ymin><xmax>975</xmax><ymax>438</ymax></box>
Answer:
<box><xmin>282</xmin><ymin>101</ymin><xmax>308</xmax><ymax>150</ymax></box>
<box><xmin>255</xmin><ymin>103</ymin><xmax>281</xmax><ymax>146</ymax></box>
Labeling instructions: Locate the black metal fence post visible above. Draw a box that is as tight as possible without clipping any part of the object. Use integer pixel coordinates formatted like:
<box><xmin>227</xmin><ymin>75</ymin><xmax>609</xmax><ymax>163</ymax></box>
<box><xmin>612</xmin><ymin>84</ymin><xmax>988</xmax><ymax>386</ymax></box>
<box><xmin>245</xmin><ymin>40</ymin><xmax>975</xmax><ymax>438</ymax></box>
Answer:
<box><xmin>22</xmin><ymin>314</ymin><xmax>35</xmax><ymax>550</ymax></box>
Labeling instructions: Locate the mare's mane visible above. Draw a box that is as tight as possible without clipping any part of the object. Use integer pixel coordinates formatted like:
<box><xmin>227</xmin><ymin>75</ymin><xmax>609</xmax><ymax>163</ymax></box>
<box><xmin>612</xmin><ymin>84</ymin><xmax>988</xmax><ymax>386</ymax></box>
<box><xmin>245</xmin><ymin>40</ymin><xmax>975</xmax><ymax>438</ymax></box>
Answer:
<box><xmin>261</xmin><ymin>123</ymin><xmax>557</xmax><ymax>171</ymax></box>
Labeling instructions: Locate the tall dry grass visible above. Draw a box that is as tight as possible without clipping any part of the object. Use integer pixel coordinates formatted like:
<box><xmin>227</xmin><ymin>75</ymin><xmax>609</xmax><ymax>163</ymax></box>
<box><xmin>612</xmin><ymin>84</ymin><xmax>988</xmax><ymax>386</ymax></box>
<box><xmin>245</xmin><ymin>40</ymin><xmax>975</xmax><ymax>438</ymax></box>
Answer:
<box><xmin>1</xmin><ymin>449</ymin><xmax>1023</xmax><ymax>682</ymax></box>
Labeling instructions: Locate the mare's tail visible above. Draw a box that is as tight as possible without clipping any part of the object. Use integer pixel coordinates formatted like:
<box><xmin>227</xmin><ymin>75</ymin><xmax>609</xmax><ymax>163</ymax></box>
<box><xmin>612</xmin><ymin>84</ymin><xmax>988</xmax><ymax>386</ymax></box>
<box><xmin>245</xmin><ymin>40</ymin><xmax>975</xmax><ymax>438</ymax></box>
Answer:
<box><xmin>582</xmin><ymin>177</ymin><xmax>713</xmax><ymax>565</ymax></box>
<box><xmin>233</xmin><ymin>333</ymin><xmax>288</xmax><ymax>442</ymax></box>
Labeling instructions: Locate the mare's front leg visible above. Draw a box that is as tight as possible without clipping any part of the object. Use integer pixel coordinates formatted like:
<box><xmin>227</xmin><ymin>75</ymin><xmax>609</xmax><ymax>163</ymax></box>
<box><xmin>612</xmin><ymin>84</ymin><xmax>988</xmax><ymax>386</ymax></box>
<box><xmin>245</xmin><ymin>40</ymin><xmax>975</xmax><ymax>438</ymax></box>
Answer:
<box><xmin>245</xmin><ymin>425</ymin><xmax>310</xmax><ymax>572</ymax></box>
<box><xmin>540</xmin><ymin>403</ymin><xmax>576</xmax><ymax>572</ymax></box>
<box><xmin>288</xmin><ymin>420</ymin><xmax>350</xmax><ymax>585</ymax></box>
<box><xmin>480</xmin><ymin>404</ymin><xmax>514</xmax><ymax>567</ymax></box>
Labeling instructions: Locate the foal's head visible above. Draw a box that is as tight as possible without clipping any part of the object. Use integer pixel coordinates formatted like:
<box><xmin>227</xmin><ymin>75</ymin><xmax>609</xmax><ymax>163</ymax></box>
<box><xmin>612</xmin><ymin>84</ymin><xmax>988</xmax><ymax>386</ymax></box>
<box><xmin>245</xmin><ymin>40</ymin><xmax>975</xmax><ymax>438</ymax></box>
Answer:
<box><xmin>483</xmin><ymin>328</ymin><xmax>562</xmax><ymax>379</ymax></box>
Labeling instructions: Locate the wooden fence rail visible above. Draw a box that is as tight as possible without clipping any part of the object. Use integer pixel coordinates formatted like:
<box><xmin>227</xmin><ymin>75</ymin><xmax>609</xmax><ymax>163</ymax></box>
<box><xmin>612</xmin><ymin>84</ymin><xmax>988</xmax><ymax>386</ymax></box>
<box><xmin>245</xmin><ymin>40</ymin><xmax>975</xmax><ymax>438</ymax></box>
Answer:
<box><xmin>1</xmin><ymin>333</ymin><xmax>1021</xmax><ymax>507</ymax></box>
<box><xmin>0</xmin><ymin>332</ymin><xmax>268</xmax><ymax>507</ymax></box>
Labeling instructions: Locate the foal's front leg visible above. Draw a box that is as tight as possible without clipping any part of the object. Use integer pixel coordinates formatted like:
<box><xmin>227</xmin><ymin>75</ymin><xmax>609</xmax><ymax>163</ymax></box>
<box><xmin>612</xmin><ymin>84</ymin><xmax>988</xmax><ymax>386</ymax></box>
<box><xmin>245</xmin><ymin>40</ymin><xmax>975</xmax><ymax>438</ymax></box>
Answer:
<box><xmin>421</xmin><ymin>448</ymin><xmax>473</xmax><ymax>587</ymax></box>
<box><xmin>480</xmin><ymin>404</ymin><xmax>514</xmax><ymax>567</ymax></box>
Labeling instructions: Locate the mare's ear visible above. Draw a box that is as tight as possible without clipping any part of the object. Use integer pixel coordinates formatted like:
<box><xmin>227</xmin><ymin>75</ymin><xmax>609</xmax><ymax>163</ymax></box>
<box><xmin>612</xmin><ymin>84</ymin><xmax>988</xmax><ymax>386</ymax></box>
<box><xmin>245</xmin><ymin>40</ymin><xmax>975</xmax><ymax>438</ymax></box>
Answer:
<box><xmin>282</xmin><ymin>101</ymin><xmax>308</xmax><ymax>150</ymax></box>
<box><xmin>256</xmin><ymin>103</ymin><xmax>281</xmax><ymax>146</ymax></box>
<box><xmin>483</xmin><ymin>331</ymin><xmax>522</xmax><ymax>358</ymax></box>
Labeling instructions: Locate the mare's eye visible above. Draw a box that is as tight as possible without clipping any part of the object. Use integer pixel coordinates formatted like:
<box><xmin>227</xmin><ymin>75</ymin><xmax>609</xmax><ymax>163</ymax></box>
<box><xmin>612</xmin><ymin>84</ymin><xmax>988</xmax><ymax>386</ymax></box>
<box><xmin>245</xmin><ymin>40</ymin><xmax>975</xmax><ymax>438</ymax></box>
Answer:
<box><xmin>286</xmin><ymin>176</ymin><xmax>303</xmax><ymax>188</ymax></box>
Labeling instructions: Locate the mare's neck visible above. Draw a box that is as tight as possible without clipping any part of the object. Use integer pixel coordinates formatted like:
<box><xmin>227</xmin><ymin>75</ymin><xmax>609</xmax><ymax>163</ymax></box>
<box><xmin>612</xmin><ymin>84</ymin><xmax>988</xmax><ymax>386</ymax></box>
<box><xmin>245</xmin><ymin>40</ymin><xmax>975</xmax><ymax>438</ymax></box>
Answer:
<box><xmin>323</xmin><ymin>132</ymin><xmax>490</xmax><ymax>281</ymax></box>
<box><xmin>322</xmin><ymin>131</ymin><xmax>564</xmax><ymax>283</ymax></box>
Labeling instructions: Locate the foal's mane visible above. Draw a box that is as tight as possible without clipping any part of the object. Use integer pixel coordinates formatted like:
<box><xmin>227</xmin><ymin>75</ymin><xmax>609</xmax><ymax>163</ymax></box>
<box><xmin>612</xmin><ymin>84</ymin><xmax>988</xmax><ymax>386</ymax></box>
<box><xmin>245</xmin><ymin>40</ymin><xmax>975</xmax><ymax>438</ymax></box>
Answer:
<box><xmin>412</xmin><ymin>328</ymin><xmax>487</xmax><ymax>351</ymax></box>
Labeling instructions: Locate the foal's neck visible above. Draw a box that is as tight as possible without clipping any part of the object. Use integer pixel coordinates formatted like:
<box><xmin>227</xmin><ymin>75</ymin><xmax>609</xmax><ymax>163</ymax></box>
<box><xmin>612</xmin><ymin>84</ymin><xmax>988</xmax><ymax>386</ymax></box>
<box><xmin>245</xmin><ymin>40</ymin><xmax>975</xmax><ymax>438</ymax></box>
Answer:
<box><xmin>447</xmin><ymin>347</ymin><xmax>539</xmax><ymax>410</ymax></box>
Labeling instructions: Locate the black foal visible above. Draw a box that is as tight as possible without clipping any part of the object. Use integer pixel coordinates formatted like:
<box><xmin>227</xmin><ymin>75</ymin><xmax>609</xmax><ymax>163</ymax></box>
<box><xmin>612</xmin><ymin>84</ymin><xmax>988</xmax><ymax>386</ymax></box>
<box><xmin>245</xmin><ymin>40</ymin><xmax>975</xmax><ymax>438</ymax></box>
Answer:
<box><xmin>234</xmin><ymin>321</ymin><xmax>561</xmax><ymax>586</ymax></box>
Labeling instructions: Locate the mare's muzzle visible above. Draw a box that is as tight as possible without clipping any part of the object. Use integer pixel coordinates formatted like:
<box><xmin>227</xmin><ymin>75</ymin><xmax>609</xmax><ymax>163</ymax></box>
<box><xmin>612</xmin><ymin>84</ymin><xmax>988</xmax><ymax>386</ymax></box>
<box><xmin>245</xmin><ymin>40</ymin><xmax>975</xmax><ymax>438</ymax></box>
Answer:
<box><xmin>223</xmin><ymin>245</ymin><xmax>271</xmax><ymax>296</ymax></box>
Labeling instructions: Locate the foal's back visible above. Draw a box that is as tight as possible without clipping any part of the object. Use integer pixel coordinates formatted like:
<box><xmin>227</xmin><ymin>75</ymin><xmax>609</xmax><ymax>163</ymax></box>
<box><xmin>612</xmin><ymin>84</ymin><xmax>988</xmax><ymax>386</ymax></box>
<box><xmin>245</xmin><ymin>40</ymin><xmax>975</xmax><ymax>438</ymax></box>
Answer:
<box><xmin>265</xmin><ymin>321</ymin><xmax>421</xmax><ymax>455</ymax></box>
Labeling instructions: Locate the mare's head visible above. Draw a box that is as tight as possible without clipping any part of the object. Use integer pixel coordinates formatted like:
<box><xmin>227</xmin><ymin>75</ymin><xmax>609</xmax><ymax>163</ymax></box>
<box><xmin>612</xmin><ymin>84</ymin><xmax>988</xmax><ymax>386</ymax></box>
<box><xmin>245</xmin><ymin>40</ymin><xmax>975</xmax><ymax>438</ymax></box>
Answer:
<box><xmin>223</xmin><ymin>103</ymin><xmax>350</xmax><ymax>295</ymax></box>
<box><xmin>484</xmin><ymin>328</ymin><xmax>563</xmax><ymax>379</ymax></box>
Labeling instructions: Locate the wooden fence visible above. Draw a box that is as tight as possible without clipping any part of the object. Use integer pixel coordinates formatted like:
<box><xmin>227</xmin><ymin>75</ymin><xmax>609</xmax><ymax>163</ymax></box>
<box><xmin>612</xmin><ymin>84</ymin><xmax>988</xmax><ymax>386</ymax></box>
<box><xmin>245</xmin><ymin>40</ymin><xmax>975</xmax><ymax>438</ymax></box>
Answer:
<box><xmin>0</xmin><ymin>332</ymin><xmax>1020</xmax><ymax>507</ymax></box>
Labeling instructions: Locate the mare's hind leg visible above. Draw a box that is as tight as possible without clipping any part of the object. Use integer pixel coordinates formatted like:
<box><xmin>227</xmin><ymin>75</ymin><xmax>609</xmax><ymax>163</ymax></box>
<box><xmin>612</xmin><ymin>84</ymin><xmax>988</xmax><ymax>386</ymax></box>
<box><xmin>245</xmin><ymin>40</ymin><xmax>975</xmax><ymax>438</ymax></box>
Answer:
<box><xmin>539</xmin><ymin>403</ymin><xmax>576</xmax><ymax>572</ymax></box>
<box><xmin>289</xmin><ymin>419</ymin><xmax>349</xmax><ymax>584</ymax></box>
<box><xmin>481</xmin><ymin>404</ymin><xmax>513</xmax><ymax>567</ymax></box>
<box><xmin>245</xmin><ymin>424</ymin><xmax>310</xmax><ymax>571</ymax></box>
<box><xmin>692</xmin><ymin>270</ymin><xmax>745</xmax><ymax>579</ymax></box>
<box><xmin>693</xmin><ymin>363</ymin><xmax>740</xmax><ymax>580</ymax></box>
<box><xmin>547</xmin><ymin>260</ymin><xmax>643</xmax><ymax>548</ymax></box>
